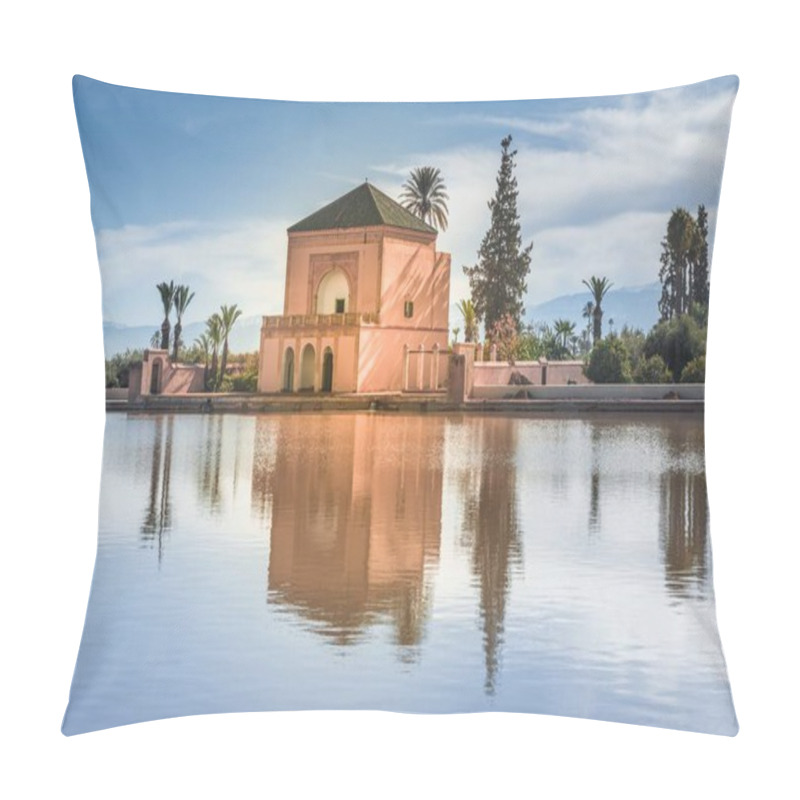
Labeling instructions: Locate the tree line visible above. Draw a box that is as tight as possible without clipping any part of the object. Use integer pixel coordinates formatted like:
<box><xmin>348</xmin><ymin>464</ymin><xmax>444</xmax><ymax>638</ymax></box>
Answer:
<box><xmin>106</xmin><ymin>281</ymin><xmax>253</xmax><ymax>391</ymax></box>
<box><xmin>400</xmin><ymin>141</ymin><xmax>710</xmax><ymax>384</ymax></box>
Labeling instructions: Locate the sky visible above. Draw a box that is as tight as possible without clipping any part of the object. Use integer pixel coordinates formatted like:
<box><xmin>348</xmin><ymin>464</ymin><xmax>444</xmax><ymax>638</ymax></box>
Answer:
<box><xmin>73</xmin><ymin>74</ymin><xmax>739</xmax><ymax>328</ymax></box>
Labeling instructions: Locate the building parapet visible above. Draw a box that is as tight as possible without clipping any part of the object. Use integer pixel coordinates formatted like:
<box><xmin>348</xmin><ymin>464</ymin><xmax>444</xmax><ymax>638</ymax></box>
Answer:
<box><xmin>262</xmin><ymin>311</ymin><xmax>380</xmax><ymax>332</ymax></box>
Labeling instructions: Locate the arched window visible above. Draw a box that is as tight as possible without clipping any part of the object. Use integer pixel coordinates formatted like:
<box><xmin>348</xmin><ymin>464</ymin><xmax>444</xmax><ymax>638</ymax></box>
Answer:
<box><xmin>316</xmin><ymin>268</ymin><xmax>350</xmax><ymax>314</ymax></box>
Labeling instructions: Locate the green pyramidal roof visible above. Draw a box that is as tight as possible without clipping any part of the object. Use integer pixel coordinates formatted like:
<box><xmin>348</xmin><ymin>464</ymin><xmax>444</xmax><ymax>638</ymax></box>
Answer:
<box><xmin>288</xmin><ymin>182</ymin><xmax>437</xmax><ymax>235</ymax></box>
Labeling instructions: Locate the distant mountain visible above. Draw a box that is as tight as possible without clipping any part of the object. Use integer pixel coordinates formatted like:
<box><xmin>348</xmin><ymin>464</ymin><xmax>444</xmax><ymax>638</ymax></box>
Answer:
<box><xmin>525</xmin><ymin>283</ymin><xmax>661</xmax><ymax>334</ymax></box>
<box><xmin>105</xmin><ymin>283</ymin><xmax>662</xmax><ymax>358</ymax></box>
<box><xmin>102</xmin><ymin>315</ymin><xmax>263</xmax><ymax>358</ymax></box>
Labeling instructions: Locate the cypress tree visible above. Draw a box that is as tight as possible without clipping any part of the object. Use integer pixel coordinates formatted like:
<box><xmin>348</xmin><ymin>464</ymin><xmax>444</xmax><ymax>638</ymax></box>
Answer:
<box><xmin>464</xmin><ymin>135</ymin><xmax>533</xmax><ymax>334</ymax></box>
<box><xmin>693</xmin><ymin>204</ymin><xmax>710</xmax><ymax>309</ymax></box>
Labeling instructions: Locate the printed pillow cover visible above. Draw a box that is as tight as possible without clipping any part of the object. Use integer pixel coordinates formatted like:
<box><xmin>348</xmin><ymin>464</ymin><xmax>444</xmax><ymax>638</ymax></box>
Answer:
<box><xmin>64</xmin><ymin>75</ymin><xmax>739</xmax><ymax>736</ymax></box>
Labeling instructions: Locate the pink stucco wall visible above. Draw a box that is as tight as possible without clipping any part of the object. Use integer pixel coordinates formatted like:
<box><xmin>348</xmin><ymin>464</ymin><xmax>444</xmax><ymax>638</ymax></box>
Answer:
<box><xmin>357</xmin><ymin>327</ymin><xmax>447</xmax><ymax>393</ymax></box>
<box><xmin>258</xmin><ymin>328</ymin><xmax>361</xmax><ymax>393</ymax></box>
<box><xmin>377</xmin><ymin>234</ymin><xmax>449</xmax><ymax>332</ymax></box>
<box><xmin>138</xmin><ymin>349</ymin><xmax>205</xmax><ymax>396</ymax></box>
<box><xmin>284</xmin><ymin>230</ymin><xmax>383</xmax><ymax>316</ymax></box>
<box><xmin>472</xmin><ymin>360</ymin><xmax>591</xmax><ymax>388</ymax></box>
<box><xmin>259</xmin><ymin>223</ymin><xmax>451</xmax><ymax>394</ymax></box>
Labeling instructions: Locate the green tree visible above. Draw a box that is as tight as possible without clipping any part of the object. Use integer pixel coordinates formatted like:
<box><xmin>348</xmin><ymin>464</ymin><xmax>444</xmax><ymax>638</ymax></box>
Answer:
<box><xmin>156</xmin><ymin>281</ymin><xmax>176</xmax><ymax>350</ymax></box>
<box><xmin>489</xmin><ymin>313</ymin><xmax>520</xmax><ymax>363</ymax></box>
<box><xmin>218</xmin><ymin>304</ymin><xmax>243</xmax><ymax>386</ymax></box>
<box><xmin>206</xmin><ymin>313</ymin><xmax>222</xmax><ymax>390</ymax></box>
<box><xmin>693</xmin><ymin>205</ymin><xmax>710</xmax><ymax>309</ymax></box>
<box><xmin>633</xmin><ymin>354</ymin><xmax>671</xmax><ymax>384</ymax></box>
<box><xmin>643</xmin><ymin>314</ymin><xmax>706</xmax><ymax>381</ymax></box>
<box><xmin>399</xmin><ymin>166</ymin><xmax>449</xmax><ymax>231</ymax></box>
<box><xmin>464</xmin><ymin>135</ymin><xmax>533</xmax><ymax>333</ymax></box>
<box><xmin>680</xmin><ymin>355</ymin><xmax>706</xmax><ymax>383</ymax></box>
<box><xmin>516</xmin><ymin>327</ymin><xmax>542</xmax><ymax>361</ymax></box>
<box><xmin>582</xmin><ymin>301</ymin><xmax>594</xmax><ymax>349</ymax></box>
<box><xmin>658</xmin><ymin>207</ymin><xmax>709</xmax><ymax>321</ymax></box>
<box><xmin>553</xmin><ymin>318</ymin><xmax>576</xmax><ymax>357</ymax></box>
<box><xmin>105</xmin><ymin>349</ymin><xmax>144</xmax><ymax>388</ymax></box>
<box><xmin>582</xmin><ymin>276</ymin><xmax>613</xmax><ymax>345</ymax></box>
<box><xmin>457</xmin><ymin>298</ymin><xmax>479</xmax><ymax>343</ymax></box>
<box><xmin>194</xmin><ymin>332</ymin><xmax>211</xmax><ymax>389</ymax></box>
<box><xmin>172</xmin><ymin>284</ymin><xmax>195</xmax><ymax>363</ymax></box>
<box><xmin>584</xmin><ymin>335</ymin><xmax>632</xmax><ymax>383</ymax></box>
<box><xmin>618</xmin><ymin>325</ymin><xmax>646</xmax><ymax>374</ymax></box>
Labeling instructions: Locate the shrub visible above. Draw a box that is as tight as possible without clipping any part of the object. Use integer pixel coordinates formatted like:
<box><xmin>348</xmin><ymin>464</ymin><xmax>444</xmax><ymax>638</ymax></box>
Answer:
<box><xmin>584</xmin><ymin>335</ymin><xmax>632</xmax><ymax>383</ymax></box>
<box><xmin>516</xmin><ymin>329</ymin><xmax>542</xmax><ymax>361</ymax></box>
<box><xmin>680</xmin><ymin>355</ymin><xmax>706</xmax><ymax>383</ymax></box>
<box><xmin>231</xmin><ymin>371</ymin><xmax>258</xmax><ymax>392</ymax></box>
<box><xmin>643</xmin><ymin>315</ymin><xmax>706</xmax><ymax>381</ymax></box>
<box><xmin>217</xmin><ymin>370</ymin><xmax>258</xmax><ymax>393</ymax></box>
<box><xmin>618</xmin><ymin>325</ymin><xmax>646</xmax><ymax>374</ymax></box>
<box><xmin>105</xmin><ymin>349</ymin><xmax>143</xmax><ymax>388</ymax></box>
<box><xmin>634</xmin><ymin>354</ymin><xmax>671</xmax><ymax>384</ymax></box>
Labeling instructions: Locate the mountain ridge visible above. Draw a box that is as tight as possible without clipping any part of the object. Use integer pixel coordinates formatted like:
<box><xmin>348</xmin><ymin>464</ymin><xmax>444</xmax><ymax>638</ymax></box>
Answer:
<box><xmin>103</xmin><ymin>283</ymin><xmax>663</xmax><ymax>357</ymax></box>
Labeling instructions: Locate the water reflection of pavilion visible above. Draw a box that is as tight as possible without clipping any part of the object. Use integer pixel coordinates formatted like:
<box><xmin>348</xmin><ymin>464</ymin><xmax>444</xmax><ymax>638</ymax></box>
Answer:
<box><xmin>252</xmin><ymin>414</ymin><xmax>444</xmax><ymax>649</ymax></box>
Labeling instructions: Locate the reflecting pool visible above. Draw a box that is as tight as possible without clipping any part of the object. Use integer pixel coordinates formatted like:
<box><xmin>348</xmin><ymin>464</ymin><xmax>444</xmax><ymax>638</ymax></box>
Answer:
<box><xmin>63</xmin><ymin>411</ymin><xmax>737</xmax><ymax>735</ymax></box>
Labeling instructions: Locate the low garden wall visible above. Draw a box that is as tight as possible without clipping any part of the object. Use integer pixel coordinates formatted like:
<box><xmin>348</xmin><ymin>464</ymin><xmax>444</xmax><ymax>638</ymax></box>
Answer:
<box><xmin>471</xmin><ymin>383</ymin><xmax>704</xmax><ymax>401</ymax></box>
<box><xmin>472</xmin><ymin>360</ymin><xmax>590</xmax><ymax>388</ymax></box>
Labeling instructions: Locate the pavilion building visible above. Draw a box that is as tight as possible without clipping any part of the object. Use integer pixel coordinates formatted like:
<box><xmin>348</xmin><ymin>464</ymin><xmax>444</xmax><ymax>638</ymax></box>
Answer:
<box><xmin>257</xmin><ymin>182</ymin><xmax>451</xmax><ymax>394</ymax></box>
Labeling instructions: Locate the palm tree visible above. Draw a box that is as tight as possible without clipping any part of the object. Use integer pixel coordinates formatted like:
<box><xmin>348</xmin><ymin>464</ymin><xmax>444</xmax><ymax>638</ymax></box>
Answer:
<box><xmin>399</xmin><ymin>166</ymin><xmax>449</xmax><ymax>231</ymax></box>
<box><xmin>206</xmin><ymin>314</ymin><xmax>222</xmax><ymax>390</ymax></box>
<box><xmin>172</xmin><ymin>284</ymin><xmax>195</xmax><ymax>363</ymax></box>
<box><xmin>156</xmin><ymin>281</ymin><xmax>176</xmax><ymax>350</ymax></box>
<box><xmin>582</xmin><ymin>276</ymin><xmax>613</xmax><ymax>346</ymax></box>
<box><xmin>457</xmin><ymin>298</ymin><xmax>479</xmax><ymax>343</ymax></box>
<box><xmin>554</xmin><ymin>318</ymin><xmax>576</xmax><ymax>356</ymax></box>
<box><xmin>582</xmin><ymin>301</ymin><xmax>594</xmax><ymax>339</ymax></box>
<box><xmin>218</xmin><ymin>304</ymin><xmax>243</xmax><ymax>387</ymax></box>
<box><xmin>194</xmin><ymin>332</ymin><xmax>211</xmax><ymax>390</ymax></box>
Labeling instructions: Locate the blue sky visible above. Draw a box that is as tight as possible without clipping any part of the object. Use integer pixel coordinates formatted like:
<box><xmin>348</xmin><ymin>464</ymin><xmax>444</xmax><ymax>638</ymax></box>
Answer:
<box><xmin>73</xmin><ymin>74</ymin><xmax>738</xmax><ymax>328</ymax></box>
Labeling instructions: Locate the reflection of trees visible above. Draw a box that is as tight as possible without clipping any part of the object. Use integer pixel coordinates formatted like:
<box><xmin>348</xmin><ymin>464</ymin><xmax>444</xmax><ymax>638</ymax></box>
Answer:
<box><xmin>254</xmin><ymin>414</ymin><xmax>443</xmax><ymax>652</ymax></box>
<box><xmin>459</xmin><ymin>417</ymin><xmax>522</xmax><ymax>695</ymax></box>
<box><xmin>660</xmin><ymin>469</ymin><xmax>708</xmax><ymax>599</ymax></box>
<box><xmin>140</xmin><ymin>415</ymin><xmax>174</xmax><ymax>562</ymax></box>
<box><xmin>588</xmin><ymin>423</ymin><xmax>601</xmax><ymax>536</ymax></box>
<box><xmin>656</xmin><ymin>415</ymin><xmax>709</xmax><ymax>598</ymax></box>
<box><xmin>197</xmin><ymin>415</ymin><xmax>224</xmax><ymax>512</ymax></box>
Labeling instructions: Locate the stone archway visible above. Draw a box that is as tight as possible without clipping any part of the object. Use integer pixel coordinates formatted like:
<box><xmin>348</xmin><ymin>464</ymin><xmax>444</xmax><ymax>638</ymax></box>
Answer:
<box><xmin>321</xmin><ymin>347</ymin><xmax>334</xmax><ymax>393</ymax></box>
<box><xmin>316</xmin><ymin>268</ymin><xmax>351</xmax><ymax>314</ymax></box>
<box><xmin>282</xmin><ymin>347</ymin><xmax>295</xmax><ymax>392</ymax></box>
<box><xmin>300</xmin><ymin>343</ymin><xmax>316</xmax><ymax>391</ymax></box>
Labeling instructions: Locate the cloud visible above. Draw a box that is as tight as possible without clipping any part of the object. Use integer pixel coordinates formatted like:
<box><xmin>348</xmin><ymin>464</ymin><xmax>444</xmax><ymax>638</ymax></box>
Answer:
<box><xmin>96</xmin><ymin>82</ymin><xmax>735</xmax><ymax>328</ymax></box>
<box><xmin>530</xmin><ymin>211</ymin><xmax>666</xmax><ymax>304</ymax></box>
<box><xmin>97</xmin><ymin>217</ymin><xmax>290</xmax><ymax>325</ymax></box>
<box><xmin>374</xmin><ymin>83</ymin><xmax>734</xmax><ymax>308</ymax></box>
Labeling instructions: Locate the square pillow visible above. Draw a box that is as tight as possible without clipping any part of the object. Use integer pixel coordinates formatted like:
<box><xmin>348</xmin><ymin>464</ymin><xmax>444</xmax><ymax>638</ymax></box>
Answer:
<box><xmin>64</xmin><ymin>74</ymin><xmax>739</xmax><ymax>735</ymax></box>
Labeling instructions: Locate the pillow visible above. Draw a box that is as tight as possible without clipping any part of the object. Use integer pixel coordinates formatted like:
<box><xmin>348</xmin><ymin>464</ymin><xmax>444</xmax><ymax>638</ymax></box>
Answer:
<box><xmin>64</xmin><ymin>74</ymin><xmax>739</xmax><ymax>736</ymax></box>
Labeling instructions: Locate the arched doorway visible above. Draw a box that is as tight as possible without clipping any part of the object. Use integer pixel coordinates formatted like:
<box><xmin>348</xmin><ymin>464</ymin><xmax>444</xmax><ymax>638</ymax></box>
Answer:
<box><xmin>150</xmin><ymin>359</ymin><xmax>161</xmax><ymax>394</ymax></box>
<box><xmin>321</xmin><ymin>348</ymin><xmax>333</xmax><ymax>392</ymax></box>
<box><xmin>282</xmin><ymin>347</ymin><xmax>295</xmax><ymax>392</ymax></box>
<box><xmin>300</xmin><ymin>343</ymin><xmax>315</xmax><ymax>391</ymax></box>
<box><xmin>316</xmin><ymin>268</ymin><xmax>350</xmax><ymax>314</ymax></box>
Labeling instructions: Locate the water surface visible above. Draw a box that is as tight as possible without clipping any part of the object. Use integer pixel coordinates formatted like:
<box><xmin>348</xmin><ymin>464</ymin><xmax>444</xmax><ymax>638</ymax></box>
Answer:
<box><xmin>63</xmin><ymin>411</ymin><xmax>737</xmax><ymax>735</ymax></box>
